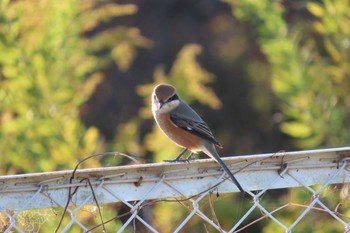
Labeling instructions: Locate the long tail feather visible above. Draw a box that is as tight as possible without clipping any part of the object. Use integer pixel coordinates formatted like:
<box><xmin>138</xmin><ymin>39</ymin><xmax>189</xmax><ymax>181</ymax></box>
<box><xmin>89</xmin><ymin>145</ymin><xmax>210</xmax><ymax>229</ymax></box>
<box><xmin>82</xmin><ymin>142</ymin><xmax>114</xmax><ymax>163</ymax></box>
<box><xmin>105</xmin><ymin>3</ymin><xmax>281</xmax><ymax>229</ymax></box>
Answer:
<box><xmin>203</xmin><ymin>145</ymin><xmax>244</xmax><ymax>193</ymax></box>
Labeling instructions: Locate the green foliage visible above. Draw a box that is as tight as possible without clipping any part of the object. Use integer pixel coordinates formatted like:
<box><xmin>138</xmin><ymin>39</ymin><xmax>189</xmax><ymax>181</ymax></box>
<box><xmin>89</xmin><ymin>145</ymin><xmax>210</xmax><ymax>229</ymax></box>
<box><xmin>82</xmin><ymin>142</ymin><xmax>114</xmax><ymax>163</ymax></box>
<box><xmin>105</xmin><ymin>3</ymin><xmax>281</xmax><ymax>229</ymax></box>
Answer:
<box><xmin>229</xmin><ymin>0</ymin><xmax>350</xmax><ymax>232</ymax></box>
<box><xmin>1</xmin><ymin>0</ymin><xmax>349</xmax><ymax>231</ymax></box>
<box><xmin>0</xmin><ymin>0</ymin><xmax>146</xmax><ymax>174</ymax></box>
<box><xmin>230</xmin><ymin>0</ymin><xmax>350</xmax><ymax>149</ymax></box>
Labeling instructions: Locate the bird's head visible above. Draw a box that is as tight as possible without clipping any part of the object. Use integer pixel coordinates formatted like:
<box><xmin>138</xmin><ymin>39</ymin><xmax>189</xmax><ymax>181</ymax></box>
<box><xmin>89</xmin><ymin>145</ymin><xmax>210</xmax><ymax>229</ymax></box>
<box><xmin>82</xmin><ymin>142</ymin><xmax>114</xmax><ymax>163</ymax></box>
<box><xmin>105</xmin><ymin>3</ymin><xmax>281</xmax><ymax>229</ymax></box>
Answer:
<box><xmin>152</xmin><ymin>84</ymin><xmax>180</xmax><ymax>113</ymax></box>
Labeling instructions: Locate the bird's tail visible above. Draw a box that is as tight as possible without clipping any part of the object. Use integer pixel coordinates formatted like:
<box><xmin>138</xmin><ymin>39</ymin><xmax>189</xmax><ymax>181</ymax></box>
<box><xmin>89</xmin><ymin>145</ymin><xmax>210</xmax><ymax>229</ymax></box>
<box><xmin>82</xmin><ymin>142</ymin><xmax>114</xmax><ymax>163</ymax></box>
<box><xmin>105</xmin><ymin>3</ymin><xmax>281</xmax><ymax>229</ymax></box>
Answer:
<box><xmin>202</xmin><ymin>144</ymin><xmax>244</xmax><ymax>193</ymax></box>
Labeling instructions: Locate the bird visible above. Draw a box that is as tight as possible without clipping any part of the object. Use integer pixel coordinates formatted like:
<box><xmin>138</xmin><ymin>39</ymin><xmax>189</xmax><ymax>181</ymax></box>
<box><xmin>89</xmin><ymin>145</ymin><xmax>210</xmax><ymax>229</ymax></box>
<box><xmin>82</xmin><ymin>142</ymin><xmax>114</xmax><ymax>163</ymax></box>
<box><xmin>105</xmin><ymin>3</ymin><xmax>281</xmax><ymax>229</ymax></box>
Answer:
<box><xmin>152</xmin><ymin>84</ymin><xmax>244</xmax><ymax>193</ymax></box>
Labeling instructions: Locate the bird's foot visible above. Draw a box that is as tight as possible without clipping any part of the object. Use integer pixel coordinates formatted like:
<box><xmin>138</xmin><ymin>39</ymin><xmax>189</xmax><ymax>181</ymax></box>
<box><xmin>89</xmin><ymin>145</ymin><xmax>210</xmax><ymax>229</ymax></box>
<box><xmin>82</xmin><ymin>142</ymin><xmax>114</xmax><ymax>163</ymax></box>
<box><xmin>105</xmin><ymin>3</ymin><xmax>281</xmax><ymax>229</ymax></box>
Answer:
<box><xmin>163</xmin><ymin>150</ymin><xmax>195</xmax><ymax>163</ymax></box>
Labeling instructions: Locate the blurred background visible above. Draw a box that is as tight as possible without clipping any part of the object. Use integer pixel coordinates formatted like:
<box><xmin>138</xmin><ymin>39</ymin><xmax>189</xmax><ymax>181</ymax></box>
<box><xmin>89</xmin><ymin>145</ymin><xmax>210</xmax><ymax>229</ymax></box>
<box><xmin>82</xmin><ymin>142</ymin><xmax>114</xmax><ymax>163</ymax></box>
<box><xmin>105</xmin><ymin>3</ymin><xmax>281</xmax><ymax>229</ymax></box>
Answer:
<box><xmin>0</xmin><ymin>0</ymin><xmax>349</xmax><ymax>232</ymax></box>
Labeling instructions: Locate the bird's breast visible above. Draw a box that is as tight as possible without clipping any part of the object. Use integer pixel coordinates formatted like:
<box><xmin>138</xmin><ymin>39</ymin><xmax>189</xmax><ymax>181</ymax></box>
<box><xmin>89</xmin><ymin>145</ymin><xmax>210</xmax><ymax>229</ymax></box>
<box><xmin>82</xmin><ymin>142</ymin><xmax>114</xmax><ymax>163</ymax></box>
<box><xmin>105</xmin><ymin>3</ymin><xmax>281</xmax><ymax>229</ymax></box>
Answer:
<box><xmin>153</xmin><ymin>112</ymin><xmax>203</xmax><ymax>152</ymax></box>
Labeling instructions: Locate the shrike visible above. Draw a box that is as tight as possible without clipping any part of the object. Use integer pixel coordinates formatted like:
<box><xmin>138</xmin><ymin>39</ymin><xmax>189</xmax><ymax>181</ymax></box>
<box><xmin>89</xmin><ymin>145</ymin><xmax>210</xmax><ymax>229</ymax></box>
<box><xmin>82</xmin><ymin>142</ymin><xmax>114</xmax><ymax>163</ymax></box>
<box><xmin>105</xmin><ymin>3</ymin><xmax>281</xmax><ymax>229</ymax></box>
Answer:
<box><xmin>152</xmin><ymin>84</ymin><xmax>244</xmax><ymax>192</ymax></box>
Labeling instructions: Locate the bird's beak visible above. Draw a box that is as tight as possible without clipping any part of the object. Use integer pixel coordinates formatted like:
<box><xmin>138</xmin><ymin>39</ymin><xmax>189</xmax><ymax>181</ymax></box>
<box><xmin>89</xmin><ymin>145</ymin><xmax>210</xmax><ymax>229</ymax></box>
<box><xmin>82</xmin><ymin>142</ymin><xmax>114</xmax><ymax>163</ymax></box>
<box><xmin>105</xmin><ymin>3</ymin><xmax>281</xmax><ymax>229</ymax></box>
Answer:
<box><xmin>158</xmin><ymin>100</ymin><xmax>165</xmax><ymax>109</ymax></box>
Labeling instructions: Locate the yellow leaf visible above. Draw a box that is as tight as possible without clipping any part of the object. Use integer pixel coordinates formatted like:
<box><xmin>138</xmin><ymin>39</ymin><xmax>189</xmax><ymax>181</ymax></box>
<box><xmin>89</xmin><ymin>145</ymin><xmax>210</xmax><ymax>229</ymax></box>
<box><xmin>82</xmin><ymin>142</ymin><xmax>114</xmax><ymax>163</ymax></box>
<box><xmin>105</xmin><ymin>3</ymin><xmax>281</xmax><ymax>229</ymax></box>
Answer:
<box><xmin>280</xmin><ymin>122</ymin><xmax>312</xmax><ymax>138</ymax></box>
<box><xmin>307</xmin><ymin>2</ymin><xmax>324</xmax><ymax>17</ymax></box>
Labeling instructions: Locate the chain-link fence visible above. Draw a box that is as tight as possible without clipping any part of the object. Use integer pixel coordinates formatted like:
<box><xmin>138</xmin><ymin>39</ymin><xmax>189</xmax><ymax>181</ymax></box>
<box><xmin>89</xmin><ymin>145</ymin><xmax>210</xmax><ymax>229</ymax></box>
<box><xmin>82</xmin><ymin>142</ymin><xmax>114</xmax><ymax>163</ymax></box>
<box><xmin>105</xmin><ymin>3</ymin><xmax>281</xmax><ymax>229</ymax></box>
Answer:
<box><xmin>1</xmin><ymin>147</ymin><xmax>350</xmax><ymax>232</ymax></box>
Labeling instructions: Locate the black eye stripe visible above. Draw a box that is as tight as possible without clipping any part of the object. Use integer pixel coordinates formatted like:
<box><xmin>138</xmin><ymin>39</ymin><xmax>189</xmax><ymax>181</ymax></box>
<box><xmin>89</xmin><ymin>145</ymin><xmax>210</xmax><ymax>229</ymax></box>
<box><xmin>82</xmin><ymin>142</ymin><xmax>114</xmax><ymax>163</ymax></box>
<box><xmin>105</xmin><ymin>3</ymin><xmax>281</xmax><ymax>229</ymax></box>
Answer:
<box><xmin>167</xmin><ymin>94</ymin><xmax>178</xmax><ymax>102</ymax></box>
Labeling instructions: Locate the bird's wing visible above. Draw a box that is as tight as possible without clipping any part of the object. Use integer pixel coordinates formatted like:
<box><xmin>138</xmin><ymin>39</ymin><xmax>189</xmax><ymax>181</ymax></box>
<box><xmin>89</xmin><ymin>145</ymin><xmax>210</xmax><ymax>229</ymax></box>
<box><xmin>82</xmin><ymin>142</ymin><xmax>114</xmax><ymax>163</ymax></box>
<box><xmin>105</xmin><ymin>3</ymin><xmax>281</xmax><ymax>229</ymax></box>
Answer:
<box><xmin>170</xmin><ymin>113</ymin><xmax>222</xmax><ymax>148</ymax></box>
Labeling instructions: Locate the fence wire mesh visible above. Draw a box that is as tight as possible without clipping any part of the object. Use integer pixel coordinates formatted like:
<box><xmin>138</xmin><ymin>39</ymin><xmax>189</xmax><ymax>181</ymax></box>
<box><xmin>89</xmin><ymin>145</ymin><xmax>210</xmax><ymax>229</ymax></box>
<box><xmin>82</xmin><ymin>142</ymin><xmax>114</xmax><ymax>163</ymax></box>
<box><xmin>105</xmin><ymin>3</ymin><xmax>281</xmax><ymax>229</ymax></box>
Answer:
<box><xmin>1</xmin><ymin>147</ymin><xmax>350</xmax><ymax>233</ymax></box>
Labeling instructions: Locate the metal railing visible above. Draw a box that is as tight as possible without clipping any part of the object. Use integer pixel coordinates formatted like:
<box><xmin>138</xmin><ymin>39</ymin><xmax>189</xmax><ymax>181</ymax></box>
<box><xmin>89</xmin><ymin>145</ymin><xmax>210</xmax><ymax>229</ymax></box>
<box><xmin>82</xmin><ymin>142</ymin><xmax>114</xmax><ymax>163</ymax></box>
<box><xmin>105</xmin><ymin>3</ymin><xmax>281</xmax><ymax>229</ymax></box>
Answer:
<box><xmin>1</xmin><ymin>147</ymin><xmax>350</xmax><ymax>232</ymax></box>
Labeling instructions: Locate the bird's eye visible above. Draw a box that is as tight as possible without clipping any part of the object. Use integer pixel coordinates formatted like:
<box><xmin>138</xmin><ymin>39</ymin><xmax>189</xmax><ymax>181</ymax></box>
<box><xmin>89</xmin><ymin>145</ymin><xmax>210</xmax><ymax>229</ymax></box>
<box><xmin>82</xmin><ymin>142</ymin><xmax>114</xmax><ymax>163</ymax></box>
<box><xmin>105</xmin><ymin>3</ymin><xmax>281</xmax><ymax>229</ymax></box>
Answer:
<box><xmin>167</xmin><ymin>94</ymin><xmax>178</xmax><ymax>102</ymax></box>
